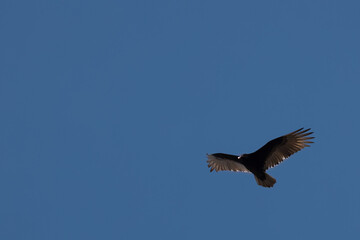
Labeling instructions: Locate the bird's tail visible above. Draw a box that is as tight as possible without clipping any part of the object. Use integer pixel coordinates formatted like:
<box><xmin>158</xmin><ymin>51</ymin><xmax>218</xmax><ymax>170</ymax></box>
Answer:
<box><xmin>254</xmin><ymin>173</ymin><xmax>276</xmax><ymax>188</ymax></box>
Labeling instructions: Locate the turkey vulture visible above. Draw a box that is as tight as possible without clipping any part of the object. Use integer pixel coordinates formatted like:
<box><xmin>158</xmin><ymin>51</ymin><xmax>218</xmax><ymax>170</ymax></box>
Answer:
<box><xmin>207</xmin><ymin>128</ymin><xmax>314</xmax><ymax>188</ymax></box>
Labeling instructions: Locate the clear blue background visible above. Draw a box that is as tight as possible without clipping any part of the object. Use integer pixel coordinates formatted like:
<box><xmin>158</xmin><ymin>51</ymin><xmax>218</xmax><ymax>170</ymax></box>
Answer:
<box><xmin>1</xmin><ymin>1</ymin><xmax>359</xmax><ymax>239</ymax></box>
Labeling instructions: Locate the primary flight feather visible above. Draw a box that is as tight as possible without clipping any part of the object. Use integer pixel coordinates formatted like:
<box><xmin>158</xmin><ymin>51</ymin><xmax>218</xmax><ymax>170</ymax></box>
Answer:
<box><xmin>207</xmin><ymin>128</ymin><xmax>314</xmax><ymax>188</ymax></box>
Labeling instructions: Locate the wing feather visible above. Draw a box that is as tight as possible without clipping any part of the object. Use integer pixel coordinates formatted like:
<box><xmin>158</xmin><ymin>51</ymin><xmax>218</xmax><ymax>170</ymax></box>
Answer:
<box><xmin>261</xmin><ymin>128</ymin><xmax>314</xmax><ymax>170</ymax></box>
<box><xmin>207</xmin><ymin>154</ymin><xmax>250</xmax><ymax>173</ymax></box>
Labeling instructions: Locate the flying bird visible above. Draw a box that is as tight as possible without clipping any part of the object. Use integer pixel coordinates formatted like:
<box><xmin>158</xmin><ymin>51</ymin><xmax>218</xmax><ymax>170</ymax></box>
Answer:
<box><xmin>207</xmin><ymin>128</ymin><xmax>314</xmax><ymax>188</ymax></box>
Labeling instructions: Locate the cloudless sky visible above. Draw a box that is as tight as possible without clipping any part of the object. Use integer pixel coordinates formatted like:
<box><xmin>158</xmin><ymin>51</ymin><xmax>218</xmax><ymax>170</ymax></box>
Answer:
<box><xmin>1</xmin><ymin>0</ymin><xmax>360</xmax><ymax>239</ymax></box>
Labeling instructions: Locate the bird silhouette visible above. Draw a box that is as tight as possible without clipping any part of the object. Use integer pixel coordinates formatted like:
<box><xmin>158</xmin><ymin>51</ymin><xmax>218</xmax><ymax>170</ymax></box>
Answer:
<box><xmin>207</xmin><ymin>128</ymin><xmax>314</xmax><ymax>187</ymax></box>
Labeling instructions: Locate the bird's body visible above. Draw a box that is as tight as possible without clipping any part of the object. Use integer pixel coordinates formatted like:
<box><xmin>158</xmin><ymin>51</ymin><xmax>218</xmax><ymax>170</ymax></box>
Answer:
<box><xmin>207</xmin><ymin>128</ymin><xmax>314</xmax><ymax>188</ymax></box>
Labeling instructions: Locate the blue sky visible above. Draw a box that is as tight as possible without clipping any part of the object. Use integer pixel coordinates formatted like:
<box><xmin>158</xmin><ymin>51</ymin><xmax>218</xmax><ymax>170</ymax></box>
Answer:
<box><xmin>1</xmin><ymin>0</ymin><xmax>360</xmax><ymax>239</ymax></box>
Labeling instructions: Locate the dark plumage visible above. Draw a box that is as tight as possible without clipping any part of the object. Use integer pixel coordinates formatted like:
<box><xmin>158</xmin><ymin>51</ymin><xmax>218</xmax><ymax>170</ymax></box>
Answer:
<box><xmin>207</xmin><ymin>128</ymin><xmax>314</xmax><ymax>188</ymax></box>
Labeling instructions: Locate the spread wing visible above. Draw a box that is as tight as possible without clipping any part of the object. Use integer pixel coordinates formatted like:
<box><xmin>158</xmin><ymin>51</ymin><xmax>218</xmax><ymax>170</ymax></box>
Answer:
<box><xmin>207</xmin><ymin>154</ymin><xmax>250</xmax><ymax>173</ymax></box>
<box><xmin>252</xmin><ymin>128</ymin><xmax>314</xmax><ymax>170</ymax></box>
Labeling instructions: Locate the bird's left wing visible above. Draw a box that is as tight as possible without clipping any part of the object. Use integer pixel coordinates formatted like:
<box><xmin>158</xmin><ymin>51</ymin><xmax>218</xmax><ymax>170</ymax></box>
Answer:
<box><xmin>207</xmin><ymin>154</ymin><xmax>250</xmax><ymax>173</ymax></box>
<box><xmin>253</xmin><ymin>128</ymin><xmax>314</xmax><ymax>170</ymax></box>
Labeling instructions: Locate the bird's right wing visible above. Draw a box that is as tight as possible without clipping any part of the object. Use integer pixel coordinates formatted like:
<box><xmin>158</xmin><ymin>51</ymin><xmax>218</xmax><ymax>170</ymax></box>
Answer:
<box><xmin>207</xmin><ymin>154</ymin><xmax>250</xmax><ymax>173</ymax></box>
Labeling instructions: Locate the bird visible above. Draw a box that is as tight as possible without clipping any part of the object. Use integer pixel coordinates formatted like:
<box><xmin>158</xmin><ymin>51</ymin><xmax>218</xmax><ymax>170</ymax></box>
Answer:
<box><xmin>206</xmin><ymin>128</ymin><xmax>314</xmax><ymax>188</ymax></box>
